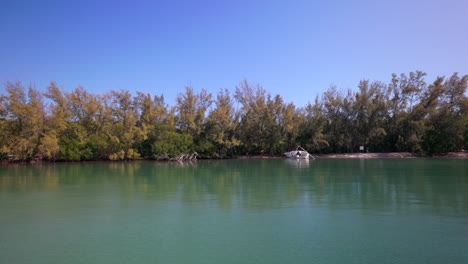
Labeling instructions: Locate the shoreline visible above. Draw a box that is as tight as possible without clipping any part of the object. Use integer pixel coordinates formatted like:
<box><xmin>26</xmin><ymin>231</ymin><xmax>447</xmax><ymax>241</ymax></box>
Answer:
<box><xmin>236</xmin><ymin>152</ymin><xmax>467</xmax><ymax>159</ymax></box>
<box><xmin>2</xmin><ymin>152</ymin><xmax>466</xmax><ymax>165</ymax></box>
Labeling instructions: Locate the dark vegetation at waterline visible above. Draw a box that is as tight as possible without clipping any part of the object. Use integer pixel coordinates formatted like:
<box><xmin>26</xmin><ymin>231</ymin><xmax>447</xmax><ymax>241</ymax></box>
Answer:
<box><xmin>0</xmin><ymin>71</ymin><xmax>466</xmax><ymax>162</ymax></box>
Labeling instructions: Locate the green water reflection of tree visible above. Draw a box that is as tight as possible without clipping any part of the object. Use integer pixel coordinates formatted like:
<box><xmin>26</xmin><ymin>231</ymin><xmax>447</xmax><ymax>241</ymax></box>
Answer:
<box><xmin>0</xmin><ymin>160</ymin><xmax>466</xmax><ymax>214</ymax></box>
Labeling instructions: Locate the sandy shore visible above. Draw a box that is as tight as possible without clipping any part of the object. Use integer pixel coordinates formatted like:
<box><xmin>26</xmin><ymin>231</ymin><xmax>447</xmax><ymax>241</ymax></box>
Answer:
<box><xmin>318</xmin><ymin>152</ymin><xmax>467</xmax><ymax>159</ymax></box>
<box><xmin>317</xmin><ymin>152</ymin><xmax>417</xmax><ymax>158</ymax></box>
<box><xmin>236</xmin><ymin>152</ymin><xmax>467</xmax><ymax>159</ymax></box>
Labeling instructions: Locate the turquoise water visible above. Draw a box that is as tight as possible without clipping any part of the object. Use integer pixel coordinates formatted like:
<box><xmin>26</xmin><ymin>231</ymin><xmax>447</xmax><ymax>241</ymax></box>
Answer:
<box><xmin>0</xmin><ymin>159</ymin><xmax>467</xmax><ymax>263</ymax></box>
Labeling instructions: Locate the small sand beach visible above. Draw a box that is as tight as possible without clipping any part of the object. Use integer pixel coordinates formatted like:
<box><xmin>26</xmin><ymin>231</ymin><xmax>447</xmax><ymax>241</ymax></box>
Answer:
<box><xmin>317</xmin><ymin>152</ymin><xmax>467</xmax><ymax>159</ymax></box>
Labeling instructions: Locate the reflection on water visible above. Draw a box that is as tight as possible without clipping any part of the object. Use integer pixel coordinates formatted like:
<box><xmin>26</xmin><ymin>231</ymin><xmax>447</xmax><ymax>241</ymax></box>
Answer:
<box><xmin>284</xmin><ymin>158</ymin><xmax>310</xmax><ymax>168</ymax></box>
<box><xmin>1</xmin><ymin>159</ymin><xmax>468</xmax><ymax>264</ymax></box>
<box><xmin>1</xmin><ymin>159</ymin><xmax>467</xmax><ymax>215</ymax></box>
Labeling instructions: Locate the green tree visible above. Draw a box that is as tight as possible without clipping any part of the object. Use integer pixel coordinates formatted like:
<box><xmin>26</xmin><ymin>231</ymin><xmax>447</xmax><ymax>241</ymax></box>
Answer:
<box><xmin>280</xmin><ymin>101</ymin><xmax>302</xmax><ymax>151</ymax></box>
<box><xmin>134</xmin><ymin>93</ymin><xmax>174</xmax><ymax>158</ymax></box>
<box><xmin>204</xmin><ymin>88</ymin><xmax>240</xmax><ymax>158</ymax></box>
<box><xmin>423</xmin><ymin>73</ymin><xmax>467</xmax><ymax>153</ymax></box>
<box><xmin>322</xmin><ymin>86</ymin><xmax>351</xmax><ymax>153</ymax></box>
<box><xmin>0</xmin><ymin>72</ymin><xmax>466</xmax><ymax>161</ymax></box>
<box><xmin>353</xmin><ymin>80</ymin><xmax>389</xmax><ymax>152</ymax></box>
<box><xmin>135</xmin><ymin>92</ymin><xmax>169</xmax><ymax>127</ymax></box>
<box><xmin>0</xmin><ymin>93</ymin><xmax>8</xmax><ymax>159</ymax></box>
<box><xmin>65</xmin><ymin>87</ymin><xmax>113</xmax><ymax>160</ymax></box>
<box><xmin>42</xmin><ymin>82</ymin><xmax>71</xmax><ymax>160</ymax></box>
<box><xmin>234</xmin><ymin>79</ymin><xmax>270</xmax><ymax>154</ymax></box>
<box><xmin>299</xmin><ymin>97</ymin><xmax>329</xmax><ymax>152</ymax></box>
<box><xmin>3</xmin><ymin>83</ymin><xmax>46</xmax><ymax>160</ymax></box>
<box><xmin>175</xmin><ymin>86</ymin><xmax>213</xmax><ymax>139</ymax></box>
<box><xmin>385</xmin><ymin>71</ymin><xmax>428</xmax><ymax>152</ymax></box>
<box><xmin>108</xmin><ymin>90</ymin><xmax>143</xmax><ymax>160</ymax></box>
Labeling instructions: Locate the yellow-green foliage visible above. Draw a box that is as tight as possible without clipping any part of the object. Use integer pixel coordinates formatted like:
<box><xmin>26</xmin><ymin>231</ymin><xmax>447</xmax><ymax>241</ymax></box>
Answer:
<box><xmin>0</xmin><ymin>73</ymin><xmax>466</xmax><ymax>161</ymax></box>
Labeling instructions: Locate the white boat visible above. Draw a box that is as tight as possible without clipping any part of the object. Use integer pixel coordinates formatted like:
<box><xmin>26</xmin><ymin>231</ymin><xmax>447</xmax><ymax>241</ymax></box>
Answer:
<box><xmin>284</xmin><ymin>147</ymin><xmax>314</xmax><ymax>159</ymax></box>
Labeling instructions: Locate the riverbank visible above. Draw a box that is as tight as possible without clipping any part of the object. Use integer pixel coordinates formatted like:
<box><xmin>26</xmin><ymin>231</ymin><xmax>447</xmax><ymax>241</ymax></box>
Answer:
<box><xmin>236</xmin><ymin>152</ymin><xmax>468</xmax><ymax>159</ymax></box>
<box><xmin>2</xmin><ymin>152</ymin><xmax>466</xmax><ymax>165</ymax></box>
<box><xmin>317</xmin><ymin>152</ymin><xmax>467</xmax><ymax>159</ymax></box>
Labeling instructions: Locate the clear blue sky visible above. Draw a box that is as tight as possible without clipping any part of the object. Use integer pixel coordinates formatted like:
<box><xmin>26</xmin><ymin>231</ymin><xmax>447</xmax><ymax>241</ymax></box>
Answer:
<box><xmin>1</xmin><ymin>0</ymin><xmax>467</xmax><ymax>106</ymax></box>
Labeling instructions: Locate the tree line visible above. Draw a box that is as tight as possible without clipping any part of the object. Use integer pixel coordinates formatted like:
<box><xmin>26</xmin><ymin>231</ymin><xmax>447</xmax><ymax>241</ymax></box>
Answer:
<box><xmin>0</xmin><ymin>71</ymin><xmax>466</xmax><ymax>161</ymax></box>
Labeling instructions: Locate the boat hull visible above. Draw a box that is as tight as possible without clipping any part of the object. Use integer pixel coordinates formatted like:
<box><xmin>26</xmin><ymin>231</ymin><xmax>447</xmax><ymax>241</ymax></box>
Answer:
<box><xmin>284</xmin><ymin>150</ymin><xmax>310</xmax><ymax>159</ymax></box>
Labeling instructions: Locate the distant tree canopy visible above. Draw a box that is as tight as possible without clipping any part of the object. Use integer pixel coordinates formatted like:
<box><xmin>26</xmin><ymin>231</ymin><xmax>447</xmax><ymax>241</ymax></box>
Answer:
<box><xmin>0</xmin><ymin>71</ymin><xmax>466</xmax><ymax>161</ymax></box>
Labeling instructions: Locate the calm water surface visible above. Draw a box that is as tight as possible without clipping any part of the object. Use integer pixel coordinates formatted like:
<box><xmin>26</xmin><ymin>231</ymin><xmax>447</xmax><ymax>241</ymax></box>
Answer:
<box><xmin>1</xmin><ymin>159</ymin><xmax>467</xmax><ymax>263</ymax></box>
